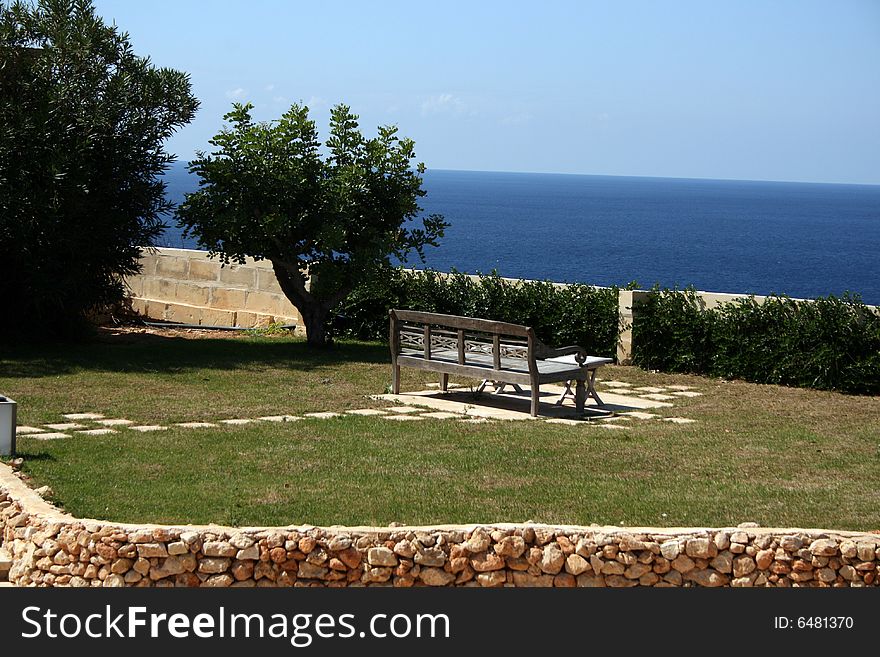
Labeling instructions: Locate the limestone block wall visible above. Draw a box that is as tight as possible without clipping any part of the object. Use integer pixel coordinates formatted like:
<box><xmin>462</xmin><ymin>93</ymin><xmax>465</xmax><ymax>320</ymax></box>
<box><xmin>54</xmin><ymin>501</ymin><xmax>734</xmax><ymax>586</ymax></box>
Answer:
<box><xmin>126</xmin><ymin>248</ymin><xmax>304</xmax><ymax>332</ymax></box>
<box><xmin>2</xmin><ymin>466</ymin><xmax>877</xmax><ymax>588</ymax></box>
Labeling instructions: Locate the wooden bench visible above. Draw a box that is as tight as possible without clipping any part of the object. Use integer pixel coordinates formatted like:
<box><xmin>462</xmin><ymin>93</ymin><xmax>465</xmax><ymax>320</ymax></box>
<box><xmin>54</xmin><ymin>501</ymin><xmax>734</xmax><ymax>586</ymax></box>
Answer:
<box><xmin>389</xmin><ymin>309</ymin><xmax>613</xmax><ymax>417</ymax></box>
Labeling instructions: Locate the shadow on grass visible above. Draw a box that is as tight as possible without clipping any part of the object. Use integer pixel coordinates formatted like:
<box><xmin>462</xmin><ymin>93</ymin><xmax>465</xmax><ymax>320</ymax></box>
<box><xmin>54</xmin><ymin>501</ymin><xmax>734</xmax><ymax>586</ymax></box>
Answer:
<box><xmin>0</xmin><ymin>332</ymin><xmax>389</xmax><ymax>378</ymax></box>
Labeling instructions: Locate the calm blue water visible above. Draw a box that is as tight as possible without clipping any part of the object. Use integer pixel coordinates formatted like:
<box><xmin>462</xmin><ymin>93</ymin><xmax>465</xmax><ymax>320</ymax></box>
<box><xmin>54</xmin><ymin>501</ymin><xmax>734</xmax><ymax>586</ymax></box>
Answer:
<box><xmin>161</xmin><ymin>165</ymin><xmax>880</xmax><ymax>304</ymax></box>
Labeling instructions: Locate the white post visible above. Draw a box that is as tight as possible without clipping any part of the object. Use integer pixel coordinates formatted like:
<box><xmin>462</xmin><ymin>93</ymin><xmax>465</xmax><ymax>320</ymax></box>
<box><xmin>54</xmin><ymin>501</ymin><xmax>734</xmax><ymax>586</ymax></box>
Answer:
<box><xmin>0</xmin><ymin>396</ymin><xmax>16</xmax><ymax>456</ymax></box>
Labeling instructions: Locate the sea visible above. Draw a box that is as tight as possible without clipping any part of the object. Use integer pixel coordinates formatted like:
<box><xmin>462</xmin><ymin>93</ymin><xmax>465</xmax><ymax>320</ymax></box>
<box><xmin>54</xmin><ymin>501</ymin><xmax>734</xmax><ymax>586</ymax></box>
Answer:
<box><xmin>160</xmin><ymin>164</ymin><xmax>880</xmax><ymax>305</ymax></box>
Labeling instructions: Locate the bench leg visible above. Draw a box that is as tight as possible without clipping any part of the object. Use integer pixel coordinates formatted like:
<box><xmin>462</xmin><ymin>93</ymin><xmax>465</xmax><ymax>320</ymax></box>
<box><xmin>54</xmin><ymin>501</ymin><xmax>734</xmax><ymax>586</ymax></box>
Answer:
<box><xmin>440</xmin><ymin>373</ymin><xmax>449</xmax><ymax>392</ymax></box>
<box><xmin>531</xmin><ymin>384</ymin><xmax>540</xmax><ymax>417</ymax></box>
<box><xmin>575</xmin><ymin>379</ymin><xmax>586</xmax><ymax>413</ymax></box>
<box><xmin>392</xmin><ymin>364</ymin><xmax>400</xmax><ymax>394</ymax></box>
<box><xmin>587</xmin><ymin>369</ymin><xmax>604</xmax><ymax>406</ymax></box>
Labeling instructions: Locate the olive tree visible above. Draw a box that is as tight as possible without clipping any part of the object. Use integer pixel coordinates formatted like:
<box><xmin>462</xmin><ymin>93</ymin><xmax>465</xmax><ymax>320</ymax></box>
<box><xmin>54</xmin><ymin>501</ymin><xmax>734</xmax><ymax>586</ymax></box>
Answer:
<box><xmin>0</xmin><ymin>0</ymin><xmax>198</xmax><ymax>336</ymax></box>
<box><xmin>176</xmin><ymin>102</ymin><xmax>448</xmax><ymax>346</ymax></box>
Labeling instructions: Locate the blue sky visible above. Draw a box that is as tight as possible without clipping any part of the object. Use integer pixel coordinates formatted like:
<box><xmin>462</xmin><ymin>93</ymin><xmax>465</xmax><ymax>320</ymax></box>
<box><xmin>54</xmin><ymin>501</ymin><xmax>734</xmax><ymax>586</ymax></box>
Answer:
<box><xmin>93</xmin><ymin>0</ymin><xmax>880</xmax><ymax>184</ymax></box>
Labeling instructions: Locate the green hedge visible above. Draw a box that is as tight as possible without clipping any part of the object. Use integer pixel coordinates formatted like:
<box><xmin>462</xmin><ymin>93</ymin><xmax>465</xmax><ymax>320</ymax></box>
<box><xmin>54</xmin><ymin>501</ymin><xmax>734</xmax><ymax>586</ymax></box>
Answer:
<box><xmin>632</xmin><ymin>287</ymin><xmax>880</xmax><ymax>394</ymax></box>
<box><xmin>330</xmin><ymin>267</ymin><xmax>621</xmax><ymax>358</ymax></box>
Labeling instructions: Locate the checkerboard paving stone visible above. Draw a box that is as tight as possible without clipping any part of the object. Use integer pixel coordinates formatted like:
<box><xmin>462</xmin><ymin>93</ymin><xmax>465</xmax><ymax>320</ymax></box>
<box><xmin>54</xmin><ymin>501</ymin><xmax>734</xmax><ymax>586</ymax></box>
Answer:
<box><xmin>219</xmin><ymin>419</ymin><xmax>255</xmax><ymax>425</ymax></box>
<box><xmin>662</xmin><ymin>417</ymin><xmax>697</xmax><ymax>424</ymax></box>
<box><xmin>641</xmin><ymin>394</ymin><xmax>677</xmax><ymax>401</ymax></box>
<box><xmin>633</xmin><ymin>386</ymin><xmax>667</xmax><ymax>393</ymax></box>
<box><xmin>16</xmin><ymin>426</ymin><xmax>48</xmax><ymax>435</ymax></box>
<box><xmin>96</xmin><ymin>419</ymin><xmax>134</xmax><ymax>426</ymax></box>
<box><xmin>666</xmin><ymin>385</ymin><xmax>695</xmax><ymax>391</ymax></box>
<box><xmin>31</xmin><ymin>432</ymin><xmax>71</xmax><ymax>440</ymax></box>
<box><xmin>346</xmin><ymin>409</ymin><xmax>388</xmax><ymax>416</ymax></box>
<box><xmin>304</xmin><ymin>412</ymin><xmax>342</xmax><ymax>419</ymax></box>
<box><xmin>620</xmin><ymin>411</ymin><xmax>660</xmax><ymax>420</ymax></box>
<box><xmin>421</xmin><ymin>412</ymin><xmax>465</xmax><ymax>420</ymax></box>
<box><xmin>601</xmin><ymin>381</ymin><xmax>632</xmax><ymax>388</ymax></box>
<box><xmin>76</xmin><ymin>429</ymin><xmax>117</xmax><ymax>436</ymax></box>
<box><xmin>61</xmin><ymin>413</ymin><xmax>105</xmax><ymax>420</ymax></box>
<box><xmin>259</xmin><ymin>415</ymin><xmax>301</xmax><ymax>422</ymax></box>
<box><xmin>176</xmin><ymin>422</ymin><xmax>218</xmax><ymax>429</ymax></box>
<box><xmin>129</xmin><ymin>425</ymin><xmax>169</xmax><ymax>432</ymax></box>
<box><xmin>45</xmin><ymin>423</ymin><xmax>85</xmax><ymax>431</ymax></box>
<box><xmin>384</xmin><ymin>406</ymin><xmax>421</xmax><ymax>414</ymax></box>
<box><xmin>383</xmin><ymin>415</ymin><xmax>424</xmax><ymax>421</ymax></box>
<box><xmin>545</xmin><ymin>418</ymin><xmax>583</xmax><ymax>426</ymax></box>
<box><xmin>671</xmin><ymin>391</ymin><xmax>703</xmax><ymax>398</ymax></box>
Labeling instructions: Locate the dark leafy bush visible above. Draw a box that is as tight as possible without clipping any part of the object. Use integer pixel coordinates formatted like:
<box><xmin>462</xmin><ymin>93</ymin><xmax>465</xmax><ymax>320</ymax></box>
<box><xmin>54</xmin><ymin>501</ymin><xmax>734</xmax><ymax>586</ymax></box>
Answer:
<box><xmin>633</xmin><ymin>287</ymin><xmax>880</xmax><ymax>394</ymax></box>
<box><xmin>331</xmin><ymin>266</ymin><xmax>621</xmax><ymax>358</ymax></box>
<box><xmin>630</xmin><ymin>286</ymin><xmax>714</xmax><ymax>373</ymax></box>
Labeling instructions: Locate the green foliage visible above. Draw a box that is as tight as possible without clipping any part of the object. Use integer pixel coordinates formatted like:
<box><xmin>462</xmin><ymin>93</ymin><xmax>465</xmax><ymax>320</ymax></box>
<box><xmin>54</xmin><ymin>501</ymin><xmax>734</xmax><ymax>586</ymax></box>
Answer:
<box><xmin>0</xmin><ymin>0</ymin><xmax>198</xmax><ymax>337</ymax></box>
<box><xmin>630</xmin><ymin>286</ymin><xmax>714</xmax><ymax>373</ymax></box>
<box><xmin>331</xmin><ymin>267</ymin><xmax>621</xmax><ymax>358</ymax></box>
<box><xmin>176</xmin><ymin>102</ymin><xmax>448</xmax><ymax>346</ymax></box>
<box><xmin>633</xmin><ymin>288</ymin><xmax>880</xmax><ymax>394</ymax></box>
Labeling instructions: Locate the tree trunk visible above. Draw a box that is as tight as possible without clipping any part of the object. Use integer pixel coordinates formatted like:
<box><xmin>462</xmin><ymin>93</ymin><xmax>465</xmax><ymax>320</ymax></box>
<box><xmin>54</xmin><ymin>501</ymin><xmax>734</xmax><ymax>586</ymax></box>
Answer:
<box><xmin>300</xmin><ymin>303</ymin><xmax>330</xmax><ymax>348</ymax></box>
<box><xmin>271</xmin><ymin>259</ymin><xmax>341</xmax><ymax>348</ymax></box>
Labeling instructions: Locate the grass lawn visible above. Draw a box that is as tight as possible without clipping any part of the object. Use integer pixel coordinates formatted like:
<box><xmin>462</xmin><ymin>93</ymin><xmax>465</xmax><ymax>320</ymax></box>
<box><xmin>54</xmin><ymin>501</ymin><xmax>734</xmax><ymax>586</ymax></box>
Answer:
<box><xmin>2</xmin><ymin>327</ymin><xmax>879</xmax><ymax>531</ymax></box>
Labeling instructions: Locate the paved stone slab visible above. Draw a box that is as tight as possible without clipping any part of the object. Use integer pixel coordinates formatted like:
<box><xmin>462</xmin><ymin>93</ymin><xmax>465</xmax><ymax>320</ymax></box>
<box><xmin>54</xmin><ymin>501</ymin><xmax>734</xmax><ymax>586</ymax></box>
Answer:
<box><xmin>600</xmin><ymin>424</ymin><xmax>628</xmax><ymax>430</ymax></box>
<box><xmin>459</xmin><ymin>418</ymin><xmax>491</xmax><ymax>424</ymax></box>
<box><xmin>176</xmin><ymin>422</ymin><xmax>218</xmax><ymax>429</ymax></box>
<box><xmin>383</xmin><ymin>415</ymin><xmax>424</xmax><ymax>421</ymax></box>
<box><xmin>304</xmin><ymin>412</ymin><xmax>342</xmax><ymax>419</ymax></box>
<box><xmin>424</xmin><ymin>382</ymin><xmax>465</xmax><ymax>389</ymax></box>
<box><xmin>599</xmin><ymin>416</ymin><xmax>631</xmax><ymax>422</ymax></box>
<box><xmin>15</xmin><ymin>426</ymin><xmax>48</xmax><ymax>435</ymax></box>
<box><xmin>95</xmin><ymin>418</ymin><xmax>134</xmax><ymax>426</ymax></box>
<box><xmin>666</xmin><ymin>385</ymin><xmax>695</xmax><ymax>391</ymax></box>
<box><xmin>61</xmin><ymin>413</ymin><xmax>105</xmax><ymax>420</ymax></box>
<box><xmin>377</xmin><ymin>385</ymin><xmax>672</xmax><ymax>422</ymax></box>
<box><xmin>259</xmin><ymin>415</ymin><xmax>301</xmax><ymax>422</ymax></box>
<box><xmin>545</xmin><ymin>418</ymin><xmax>583</xmax><ymax>426</ymax></box>
<box><xmin>420</xmin><ymin>412</ymin><xmax>464</xmax><ymax>420</ymax></box>
<box><xmin>620</xmin><ymin>411</ymin><xmax>660</xmax><ymax>420</ymax></box>
<box><xmin>662</xmin><ymin>417</ymin><xmax>697</xmax><ymax>424</ymax></box>
<box><xmin>383</xmin><ymin>406</ymin><xmax>422</xmax><ymax>414</ymax></box>
<box><xmin>129</xmin><ymin>425</ymin><xmax>169</xmax><ymax>432</ymax></box>
<box><xmin>602</xmin><ymin>381</ymin><xmax>633</xmax><ymax>388</ymax></box>
<box><xmin>346</xmin><ymin>409</ymin><xmax>388</xmax><ymax>416</ymax></box>
<box><xmin>633</xmin><ymin>386</ymin><xmax>667</xmax><ymax>393</ymax></box>
<box><xmin>671</xmin><ymin>391</ymin><xmax>703</xmax><ymax>398</ymax></box>
<box><xmin>31</xmin><ymin>432</ymin><xmax>71</xmax><ymax>440</ymax></box>
<box><xmin>75</xmin><ymin>428</ymin><xmax>117</xmax><ymax>436</ymax></box>
<box><xmin>641</xmin><ymin>394</ymin><xmax>677</xmax><ymax>401</ymax></box>
<box><xmin>219</xmin><ymin>419</ymin><xmax>255</xmax><ymax>425</ymax></box>
<box><xmin>44</xmin><ymin>423</ymin><xmax>85</xmax><ymax>430</ymax></box>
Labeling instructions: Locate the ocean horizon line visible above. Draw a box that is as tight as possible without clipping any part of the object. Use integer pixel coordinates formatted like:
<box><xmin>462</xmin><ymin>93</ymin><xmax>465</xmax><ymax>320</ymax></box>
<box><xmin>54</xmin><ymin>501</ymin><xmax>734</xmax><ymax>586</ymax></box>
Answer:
<box><xmin>165</xmin><ymin>160</ymin><xmax>880</xmax><ymax>188</ymax></box>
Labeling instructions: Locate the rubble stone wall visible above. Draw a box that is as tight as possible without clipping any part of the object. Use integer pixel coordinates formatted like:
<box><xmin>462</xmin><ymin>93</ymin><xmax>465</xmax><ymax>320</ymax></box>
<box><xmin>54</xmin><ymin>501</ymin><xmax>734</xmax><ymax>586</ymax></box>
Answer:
<box><xmin>2</xmin><ymin>467</ymin><xmax>877</xmax><ymax>588</ymax></box>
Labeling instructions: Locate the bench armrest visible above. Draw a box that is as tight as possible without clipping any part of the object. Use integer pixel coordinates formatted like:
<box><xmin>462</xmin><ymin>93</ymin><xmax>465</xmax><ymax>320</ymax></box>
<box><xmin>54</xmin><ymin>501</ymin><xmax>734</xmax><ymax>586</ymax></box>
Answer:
<box><xmin>541</xmin><ymin>345</ymin><xmax>588</xmax><ymax>365</ymax></box>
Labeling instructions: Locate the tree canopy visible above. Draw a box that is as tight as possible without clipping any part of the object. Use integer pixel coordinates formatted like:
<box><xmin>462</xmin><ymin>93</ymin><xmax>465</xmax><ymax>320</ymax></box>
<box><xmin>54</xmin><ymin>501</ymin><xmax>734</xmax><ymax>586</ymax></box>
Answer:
<box><xmin>177</xmin><ymin>102</ymin><xmax>448</xmax><ymax>346</ymax></box>
<box><xmin>0</xmin><ymin>0</ymin><xmax>197</xmax><ymax>336</ymax></box>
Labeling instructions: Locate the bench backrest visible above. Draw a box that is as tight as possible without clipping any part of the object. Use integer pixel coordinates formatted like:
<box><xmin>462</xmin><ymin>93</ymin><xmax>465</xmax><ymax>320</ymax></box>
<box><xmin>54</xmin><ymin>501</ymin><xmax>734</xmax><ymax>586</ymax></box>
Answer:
<box><xmin>390</xmin><ymin>309</ymin><xmax>538</xmax><ymax>373</ymax></box>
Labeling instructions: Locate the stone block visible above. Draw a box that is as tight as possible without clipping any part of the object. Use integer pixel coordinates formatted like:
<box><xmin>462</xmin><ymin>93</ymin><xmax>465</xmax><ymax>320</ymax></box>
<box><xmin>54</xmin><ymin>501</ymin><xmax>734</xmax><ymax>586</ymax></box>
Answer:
<box><xmin>200</xmin><ymin>308</ymin><xmax>237</xmax><ymax>327</ymax></box>
<box><xmin>234</xmin><ymin>311</ymin><xmax>274</xmax><ymax>328</ymax></box>
<box><xmin>218</xmin><ymin>265</ymin><xmax>256</xmax><ymax>288</ymax></box>
<box><xmin>175</xmin><ymin>282</ymin><xmax>211</xmax><ymax>307</ymax></box>
<box><xmin>143</xmin><ymin>278</ymin><xmax>178</xmax><ymax>301</ymax></box>
<box><xmin>155</xmin><ymin>256</ymin><xmax>188</xmax><ymax>278</ymax></box>
<box><xmin>188</xmin><ymin>259</ymin><xmax>219</xmax><ymax>282</ymax></box>
<box><xmin>210</xmin><ymin>287</ymin><xmax>247</xmax><ymax>311</ymax></box>
<box><xmin>244</xmin><ymin>290</ymin><xmax>286</xmax><ymax>315</ymax></box>
<box><xmin>256</xmin><ymin>269</ymin><xmax>284</xmax><ymax>294</ymax></box>
<box><xmin>164</xmin><ymin>303</ymin><xmax>201</xmax><ymax>325</ymax></box>
<box><xmin>125</xmin><ymin>275</ymin><xmax>145</xmax><ymax>297</ymax></box>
